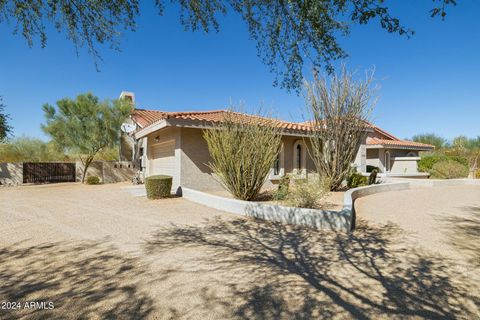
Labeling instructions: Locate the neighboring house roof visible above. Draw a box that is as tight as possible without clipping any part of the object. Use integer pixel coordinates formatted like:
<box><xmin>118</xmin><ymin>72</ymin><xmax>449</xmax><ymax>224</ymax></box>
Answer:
<box><xmin>367</xmin><ymin>137</ymin><xmax>434</xmax><ymax>150</ymax></box>
<box><xmin>131</xmin><ymin>108</ymin><xmax>434</xmax><ymax>150</ymax></box>
<box><xmin>366</xmin><ymin>122</ymin><xmax>434</xmax><ymax>150</ymax></box>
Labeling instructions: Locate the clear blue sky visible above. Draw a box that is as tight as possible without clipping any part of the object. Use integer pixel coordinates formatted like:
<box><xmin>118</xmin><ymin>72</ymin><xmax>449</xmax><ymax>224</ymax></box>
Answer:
<box><xmin>1</xmin><ymin>1</ymin><xmax>479</xmax><ymax>141</ymax></box>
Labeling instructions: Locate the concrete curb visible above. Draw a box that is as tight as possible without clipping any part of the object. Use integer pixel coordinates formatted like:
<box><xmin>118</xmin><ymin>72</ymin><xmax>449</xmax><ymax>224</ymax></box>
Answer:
<box><xmin>181</xmin><ymin>182</ymin><xmax>412</xmax><ymax>232</ymax></box>
<box><xmin>386</xmin><ymin>178</ymin><xmax>480</xmax><ymax>187</ymax></box>
<box><xmin>181</xmin><ymin>187</ymin><xmax>353</xmax><ymax>231</ymax></box>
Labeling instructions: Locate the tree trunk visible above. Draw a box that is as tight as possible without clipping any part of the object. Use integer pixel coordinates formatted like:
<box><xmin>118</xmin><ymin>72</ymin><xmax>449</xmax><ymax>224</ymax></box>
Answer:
<box><xmin>81</xmin><ymin>156</ymin><xmax>94</xmax><ymax>183</ymax></box>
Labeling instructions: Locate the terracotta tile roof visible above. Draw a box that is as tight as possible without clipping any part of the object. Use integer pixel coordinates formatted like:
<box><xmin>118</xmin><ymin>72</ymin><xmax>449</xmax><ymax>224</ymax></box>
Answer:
<box><xmin>132</xmin><ymin>108</ymin><xmax>435</xmax><ymax>150</ymax></box>
<box><xmin>367</xmin><ymin>137</ymin><xmax>434</xmax><ymax>149</ymax></box>
<box><xmin>131</xmin><ymin>109</ymin><xmax>169</xmax><ymax>128</ymax></box>
<box><xmin>132</xmin><ymin>109</ymin><xmax>312</xmax><ymax>131</ymax></box>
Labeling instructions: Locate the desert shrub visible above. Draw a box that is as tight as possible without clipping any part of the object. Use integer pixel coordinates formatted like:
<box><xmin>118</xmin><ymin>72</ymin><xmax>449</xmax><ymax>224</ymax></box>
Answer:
<box><xmin>476</xmin><ymin>169</ymin><xmax>480</xmax><ymax>179</ymax></box>
<box><xmin>145</xmin><ymin>175</ymin><xmax>172</xmax><ymax>199</ymax></box>
<box><xmin>286</xmin><ymin>179</ymin><xmax>329</xmax><ymax>209</ymax></box>
<box><xmin>305</xmin><ymin>67</ymin><xmax>374</xmax><ymax>191</ymax></box>
<box><xmin>366</xmin><ymin>165</ymin><xmax>379</xmax><ymax>173</ymax></box>
<box><xmin>347</xmin><ymin>169</ymin><xmax>368</xmax><ymax>189</ymax></box>
<box><xmin>430</xmin><ymin>161</ymin><xmax>469</xmax><ymax>179</ymax></box>
<box><xmin>273</xmin><ymin>175</ymin><xmax>290</xmax><ymax>200</ymax></box>
<box><xmin>85</xmin><ymin>176</ymin><xmax>101</xmax><ymax>185</ymax></box>
<box><xmin>0</xmin><ymin>136</ymin><xmax>69</xmax><ymax>162</ymax></box>
<box><xmin>368</xmin><ymin>169</ymin><xmax>378</xmax><ymax>185</ymax></box>
<box><xmin>204</xmin><ymin>109</ymin><xmax>282</xmax><ymax>201</ymax></box>
<box><xmin>418</xmin><ymin>154</ymin><xmax>468</xmax><ymax>173</ymax></box>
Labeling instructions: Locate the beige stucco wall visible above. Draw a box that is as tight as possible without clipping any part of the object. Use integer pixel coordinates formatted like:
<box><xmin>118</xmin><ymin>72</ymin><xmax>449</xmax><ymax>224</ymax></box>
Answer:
<box><xmin>76</xmin><ymin>161</ymin><xmax>103</xmax><ymax>182</ymax></box>
<box><xmin>0</xmin><ymin>162</ymin><xmax>23</xmax><ymax>185</ymax></box>
<box><xmin>179</xmin><ymin>130</ymin><xmax>320</xmax><ymax>191</ymax></box>
<box><xmin>180</xmin><ymin>128</ymin><xmax>222</xmax><ymax>191</ymax></box>
<box><xmin>369</xmin><ymin>148</ymin><xmax>420</xmax><ymax>174</ymax></box>
<box><xmin>390</xmin><ymin>158</ymin><xmax>420</xmax><ymax>174</ymax></box>
<box><xmin>146</xmin><ymin>126</ymin><xmax>373</xmax><ymax>191</ymax></box>
<box><xmin>353</xmin><ymin>135</ymin><xmax>367</xmax><ymax>172</ymax></box>
<box><xmin>76</xmin><ymin>161</ymin><xmax>136</xmax><ymax>183</ymax></box>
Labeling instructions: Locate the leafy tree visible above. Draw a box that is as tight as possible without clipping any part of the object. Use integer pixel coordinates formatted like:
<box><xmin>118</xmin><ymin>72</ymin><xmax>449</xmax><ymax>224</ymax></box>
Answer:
<box><xmin>412</xmin><ymin>133</ymin><xmax>447</xmax><ymax>149</ymax></box>
<box><xmin>42</xmin><ymin>93</ymin><xmax>130</xmax><ymax>182</ymax></box>
<box><xmin>0</xmin><ymin>0</ymin><xmax>456</xmax><ymax>90</ymax></box>
<box><xmin>0</xmin><ymin>96</ymin><xmax>12</xmax><ymax>141</ymax></box>
<box><xmin>305</xmin><ymin>67</ymin><xmax>375</xmax><ymax>191</ymax></box>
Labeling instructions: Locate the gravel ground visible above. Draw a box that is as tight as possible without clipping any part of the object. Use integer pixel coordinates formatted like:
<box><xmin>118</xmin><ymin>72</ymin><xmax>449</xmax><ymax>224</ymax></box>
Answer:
<box><xmin>0</xmin><ymin>182</ymin><xmax>479</xmax><ymax>319</ymax></box>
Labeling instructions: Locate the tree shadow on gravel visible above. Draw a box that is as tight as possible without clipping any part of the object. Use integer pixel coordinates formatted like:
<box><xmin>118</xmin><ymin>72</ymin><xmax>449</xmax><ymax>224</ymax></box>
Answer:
<box><xmin>145</xmin><ymin>217</ymin><xmax>479</xmax><ymax>320</ymax></box>
<box><xmin>441</xmin><ymin>206</ymin><xmax>480</xmax><ymax>267</ymax></box>
<box><xmin>0</xmin><ymin>241</ymin><xmax>155</xmax><ymax>320</ymax></box>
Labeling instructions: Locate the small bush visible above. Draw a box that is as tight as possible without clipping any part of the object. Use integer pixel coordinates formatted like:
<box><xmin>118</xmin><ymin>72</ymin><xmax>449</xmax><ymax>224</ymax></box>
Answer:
<box><xmin>273</xmin><ymin>175</ymin><xmax>290</xmax><ymax>200</ymax></box>
<box><xmin>145</xmin><ymin>175</ymin><xmax>172</xmax><ymax>199</ymax></box>
<box><xmin>476</xmin><ymin>169</ymin><xmax>480</xmax><ymax>179</ymax></box>
<box><xmin>347</xmin><ymin>169</ymin><xmax>368</xmax><ymax>189</ymax></box>
<box><xmin>286</xmin><ymin>179</ymin><xmax>329</xmax><ymax>209</ymax></box>
<box><xmin>430</xmin><ymin>161</ymin><xmax>469</xmax><ymax>179</ymax></box>
<box><xmin>85</xmin><ymin>176</ymin><xmax>101</xmax><ymax>185</ymax></box>
<box><xmin>368</xmin><ymin>169</ymin><xmax>378</xmax><ymax>185</ymax></box>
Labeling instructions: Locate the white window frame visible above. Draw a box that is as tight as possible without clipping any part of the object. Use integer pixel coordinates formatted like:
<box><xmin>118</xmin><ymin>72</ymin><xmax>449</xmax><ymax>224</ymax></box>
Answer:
<box><xmin>269</xmin><ymin>143</ymin><xmax>285</xmax><ymax>180</ymax></box>
<box><xmin>293</xmin><ymin>140</ymin><xmax>307</xmax><ymax>177</ymax></box>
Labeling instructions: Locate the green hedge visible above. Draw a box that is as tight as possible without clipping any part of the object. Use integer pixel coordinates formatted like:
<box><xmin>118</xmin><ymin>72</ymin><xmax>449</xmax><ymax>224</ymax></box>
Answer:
<box><xmin>145</xmin><ymin>175</ymin><xmax>172</xmax><ymax>199</ymax></box>
<box><xmin>85</xmin><ymin>176</ymin><xmax>101</xmax><ymax>185</ymax></box>
<box><xmin>418</xmin><ymin>155</ymin><xmax>468</xmax><ymax>173</ymax></box>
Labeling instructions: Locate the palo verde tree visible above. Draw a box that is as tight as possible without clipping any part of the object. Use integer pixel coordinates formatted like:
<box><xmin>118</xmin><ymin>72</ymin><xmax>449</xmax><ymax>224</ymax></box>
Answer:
<box><xmin>412</xmin><ymin>133</ymin><xmax>447</xmax><ymax>149</ymax></box>
<box><xmin>42</xmin><ymin>93</ymin><xmax>130</xmax><ymax>183</ymax></box>
<box><xmin>0</xmin><ymin>96</ymin><xmax>12</xmax><ymax>142</ymax></box>
<box><xmin>0</xmin><ymin>1</ymin><xmax>456</xmax><ymax>91</ymax></box>
<box><xmin>305</xmin><ymin>67</ymin><xmax>376</xmax><ymax>191</ymax></box>
<box><xmin>203</xmin><ymin>109</ymin><xmax>282</xmax><ymax>201</ymax></box>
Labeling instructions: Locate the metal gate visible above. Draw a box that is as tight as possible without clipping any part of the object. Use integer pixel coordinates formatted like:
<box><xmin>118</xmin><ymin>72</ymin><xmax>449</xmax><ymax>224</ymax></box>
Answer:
<box><xmin>23</xmin><ymin>162</ymin><xmax>76</xmax><ymax>183</ymax></box>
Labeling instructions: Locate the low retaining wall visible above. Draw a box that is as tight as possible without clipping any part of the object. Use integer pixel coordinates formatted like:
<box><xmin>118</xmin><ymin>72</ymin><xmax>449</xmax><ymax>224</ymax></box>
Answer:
<box><xmin>386</xmin><ymin>177</ymin><xmax>480</xmax><ymax>187</ymax></box>
<box><xmin>343</xmin><ymin>182</ymin><xmax>411</xmax><ymax>209</ymax></box>
<box><xmin>181</xmin><ymin>187</ymin><xmax>353</xmax><ymax>231</ymax></box>
<box><xmin>182</xmin><ymin>183</ymin><xmax>412</xmax><ymax>232</ymax></box>
<box><xmin>0</xmin><ymin>161</ymin><xmax>137</xmax><ymax>185</ymax></box>
<box><xmin>176</xmin><ymin>179</ymin><xmax>479</xmax><ymax>232</ymax></box>
<box><xmin>0</xmin><ymin>162</ymin><xmax>23</xmax><ymax>186</ymax></box>
<box><xmin>76</xmin><ymin>161</ymin><xmax>137</xmax><ymax>183</ymax></box>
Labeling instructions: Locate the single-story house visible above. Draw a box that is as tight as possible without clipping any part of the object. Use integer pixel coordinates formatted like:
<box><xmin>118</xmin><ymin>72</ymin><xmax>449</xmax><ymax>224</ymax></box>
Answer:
<box><xmin>119</xmin><ymin>92</ymin><xmax>434</xmax><ymax>193</ymax></box>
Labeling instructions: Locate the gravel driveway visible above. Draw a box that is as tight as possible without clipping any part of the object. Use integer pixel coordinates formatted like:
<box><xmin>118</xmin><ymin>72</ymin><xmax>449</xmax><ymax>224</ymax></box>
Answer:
<box><xmin>1</xmin><ymin>183</ymin><xmax>479</xmax><ymax>319</ymax></box>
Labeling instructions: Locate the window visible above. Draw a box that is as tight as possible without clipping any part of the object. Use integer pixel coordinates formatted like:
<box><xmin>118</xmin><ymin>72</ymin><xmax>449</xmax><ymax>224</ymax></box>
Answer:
<box><xmin>273</xmin><ymin>154</ymin><xmax>280</xmax><ymax>175</ymax></box>
<box><xmin>296</xmin><ymin>144</ymin><xmax>302</xmax><ymax>170</ymax></box>
<box><xmin>385</xmin><ymin>151</ymin><xmax>391</xmax><ymax>172</ymax></box>
<box><xmin>293</xmin><ymin>140</ymin><xmax>306</xmax><ymax>176</ymax></box>
<box><xmin>269</xmin><ymin>143</ymin><xmax>284</xmax><ymax>179</ymax></box>
<box><xmin>139</xmin><ymin>147</ymin><xmax>144</xmax><ymax>156</ymax></box>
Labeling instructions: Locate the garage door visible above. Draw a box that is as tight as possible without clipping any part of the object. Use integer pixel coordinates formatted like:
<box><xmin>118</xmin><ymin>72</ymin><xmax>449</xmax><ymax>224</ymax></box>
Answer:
<box><xmin>150</xmin><ymin>140</ymin><xmax>175</xmax><ymax>177</ymax></box>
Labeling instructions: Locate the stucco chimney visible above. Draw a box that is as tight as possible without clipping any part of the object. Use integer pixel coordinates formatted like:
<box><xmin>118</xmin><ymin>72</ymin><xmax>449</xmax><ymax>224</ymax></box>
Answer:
<box><xmin>119</xmin><ymin>91</ymin><xmax>135</xmax><ymax>107</ymax></box>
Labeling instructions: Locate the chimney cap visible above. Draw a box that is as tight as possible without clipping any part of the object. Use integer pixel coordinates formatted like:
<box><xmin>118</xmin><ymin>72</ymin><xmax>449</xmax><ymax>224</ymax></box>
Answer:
<box><xmin>119</xmin><ymin>91</ymin><xmax>135</xmax><ymax>105</ymax></box>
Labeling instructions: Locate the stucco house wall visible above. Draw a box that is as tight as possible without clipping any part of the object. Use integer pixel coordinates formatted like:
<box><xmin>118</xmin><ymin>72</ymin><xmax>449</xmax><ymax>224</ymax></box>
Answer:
<box><xmin>368</xmin><ymin>148</ymin><xmax>420</xmax><ymax>173</ymax></box>
<box><xmin>180</xmin><ymin>128</ymin><xmax>222</xmax><ymax>191</ymax></box>
<box><xmin>145</xmin><ymin>127</ymin><xmax>327</xmax><ymax>192</ymax></box>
